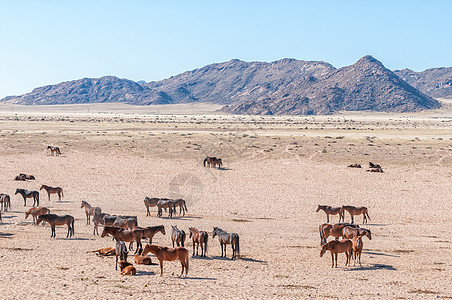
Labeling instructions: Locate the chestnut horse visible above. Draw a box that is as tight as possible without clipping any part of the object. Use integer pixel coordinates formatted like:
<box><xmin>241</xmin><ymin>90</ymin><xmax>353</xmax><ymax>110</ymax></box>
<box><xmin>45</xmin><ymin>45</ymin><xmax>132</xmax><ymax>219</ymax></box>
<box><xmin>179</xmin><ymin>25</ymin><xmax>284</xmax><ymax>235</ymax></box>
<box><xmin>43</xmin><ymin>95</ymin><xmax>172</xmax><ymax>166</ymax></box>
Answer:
<box><xmin>320</xmin><ymin>239</ymin><xmax>353</xmax><ymax>268</ymax></box>
<box><xmin>316</xmin><ymin>205</ymin><xmax>343</xmax><ymax>223</ymax></box>
<box><xmin>189</xmin><ymin>227</ymin><xmax>208</xmax><ymax>257</ymax></box>
<box><xmin>15</xmin><ymin>189</ymin><xmax>39</xmax><ymax>207</ymax></box>
<box><xmin>134</xmin><ymin>248</ymin><xmax>152</xmax><ymax>265</ymax></box>
<box><xmin>347</xmin><ymin>164</ymin><xmax>361</xmax><ymax>168</ymax></box>
<box><xmin>319</xmin><ymin>223</ymin><xmax>359</xmax><ymax>245</ymax></box>
<box><xmin>88</xmin><ymin>247</ymin><xmax>116</xmax><ymax>256</ymax></box>
<box><xmin>80</xmin><ymin>201</ymin><xmax>102</xmax><ymax>225</ymax></box>
<box><xmin>47</xmin><ymin>145</ymin><xmax>61</xmax><ymax>156</ymax></box>
<box><xmin>342</xmin><ymin>226</ymin><xmax>372</xmax><ymax>240</ymax></box>
<box><xmin>25</xmin><ymin>207</ymin><xmax>50</xmax><ymax>225</ymax></box>
<box><xmin>142</xmin><ymin>244</ymin><xmax>189</xmax><ymax>277</ymax></box>
<box><xmin>213</xmin><ymin>227</ymin><xmax>240</xmax><ymax>259</ymax></box>
<box><xmin>0</xmin><ymin>194</ymin><xmax>11</xmax><ymax>211</ymax></box>
<box><xmin>101</xmin><ymin>226</ymin><xmax>144</xmax><ymax>253</ymax></box>
<box><xmin>37</xmin><ymin>214</ymin><xmax>74</xmax><ymax>238</ymax></box>
<box><xmin>118</xmin><ymin>261</ymin><xmax>136</xmax><ymax>275</ymax></box>
<box><xmin>341</xmin><ymin>206</ymin><xmax>371</xmax><ymax>224</ymax></box>
<box><xmin>171</xmin><ymin>225</ymin><xmax>186</xmax><ymax>247</ymax></box>
<box><xmin>40</xmin><ymin>185</ymin><xmax>64</xmax><ymax>201</ymax></box>
<box><xmin>103</xmin><ymin>215</ymin><xmax>138</xmax><ymax>229</ymax></box>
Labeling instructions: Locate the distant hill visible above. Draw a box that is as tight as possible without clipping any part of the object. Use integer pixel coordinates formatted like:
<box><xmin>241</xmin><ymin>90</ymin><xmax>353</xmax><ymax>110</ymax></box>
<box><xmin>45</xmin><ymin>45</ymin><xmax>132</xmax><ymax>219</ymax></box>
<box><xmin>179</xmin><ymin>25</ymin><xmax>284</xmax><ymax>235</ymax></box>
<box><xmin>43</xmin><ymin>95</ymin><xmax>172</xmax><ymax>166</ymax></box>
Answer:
<box><xmin>394</xmin><ymin>67</ymin><xmax>452</xmax><ymax>99</ymax></box>
<box><xmin>0</xmin><ymin>56</ymin><xmax>442</xmax><ymax>115</ymax></box>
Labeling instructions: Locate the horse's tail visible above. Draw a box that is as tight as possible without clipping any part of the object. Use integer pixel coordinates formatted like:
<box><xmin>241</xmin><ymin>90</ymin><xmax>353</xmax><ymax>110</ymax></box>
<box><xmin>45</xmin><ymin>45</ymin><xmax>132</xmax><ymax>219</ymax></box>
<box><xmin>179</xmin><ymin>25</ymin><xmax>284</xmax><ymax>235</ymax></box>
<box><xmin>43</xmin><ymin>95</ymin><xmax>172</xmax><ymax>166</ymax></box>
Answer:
<box><xmin>6</xmin><ymin>195</ymin><xmax>11</xmax><ymax>210</ymax></box>
<box><xmin>184</xmin><ymin>200</ymin><xmax>188</xmax><ymax>212</ymax></box>
<box><xmin>203</xmin><ymin>158</ymin><xmax>207</xmax><ymax>167</ymax></box>
<box><xmin>181</xmin><ymin>231</ymin><xmax>186</xmax><ymax>247</ymax></box>
<box><xmin>319</xmin><ymin>224</ymin><xmax>325</xmax><ymax>245</ymax></box>
<box><xmin>203</xmin><ymin>232</ymin><xmax>208</xmax><ymax>255</ymax></box>
<box><xmin>236</xmin><ymin>235</ymin><xmax>240</xmax><ymax>258</ymax></box>
<box><xmin>185</xmin><ymin>253</ymin><xmax>189</xmax><ymax>276</ymax></box>
<box><xmin>61</xmin><ymin>189</ymin><xmax>64</xmax><ymax>199</ymax></box>
<box><xmin>57</xmin><ymin>147</ymin><xmax>61</xmax><ymax>155</ymax></box>
<box><xmin>366</xmin><ymin>211</ymin><xmax>371</xmax><ymax>221</ymax></box>
<box><xmin>72</xmin><ymin>217</ymin><xmax>75</xmax><ymax>235</ymax></box>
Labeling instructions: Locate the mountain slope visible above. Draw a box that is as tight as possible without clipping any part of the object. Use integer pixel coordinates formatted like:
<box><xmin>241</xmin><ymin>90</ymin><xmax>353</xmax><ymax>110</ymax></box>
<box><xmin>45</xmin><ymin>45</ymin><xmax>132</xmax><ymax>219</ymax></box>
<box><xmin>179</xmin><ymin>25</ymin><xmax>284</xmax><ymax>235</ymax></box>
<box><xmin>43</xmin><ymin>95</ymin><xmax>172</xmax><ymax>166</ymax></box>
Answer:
<box><xmin>222</xmin><ymin>56</ymin><xmax>441</xmax><ymax>115</ymax></box>
<box><xmin>394</xmin><ymin>67</ymin><xmax>452</xmax><ymax>99</ymax></box>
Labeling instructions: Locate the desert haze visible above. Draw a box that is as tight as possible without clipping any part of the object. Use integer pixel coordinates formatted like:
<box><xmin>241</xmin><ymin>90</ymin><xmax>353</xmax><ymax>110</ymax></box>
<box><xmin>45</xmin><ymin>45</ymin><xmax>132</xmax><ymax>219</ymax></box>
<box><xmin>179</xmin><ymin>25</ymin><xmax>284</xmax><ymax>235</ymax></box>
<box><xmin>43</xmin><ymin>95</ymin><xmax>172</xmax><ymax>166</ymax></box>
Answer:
<box><xmin>0</xmin><ymin>103</ymin><xmax>451</xmax><ymax>299</ymax></box>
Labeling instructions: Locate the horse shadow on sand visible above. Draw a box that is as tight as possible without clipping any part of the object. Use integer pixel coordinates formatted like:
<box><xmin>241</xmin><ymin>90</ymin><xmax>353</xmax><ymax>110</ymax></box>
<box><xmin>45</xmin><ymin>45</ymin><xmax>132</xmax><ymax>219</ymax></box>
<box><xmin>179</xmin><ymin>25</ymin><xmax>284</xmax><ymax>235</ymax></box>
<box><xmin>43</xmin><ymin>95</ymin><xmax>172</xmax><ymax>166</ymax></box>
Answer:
<box><xmin>212</xmin><ymin>256</ymin><xmax>267</xmax><ymax>264</ymax></box>
<box><xmin>345</xmin><ymin>264</ymin><xmax>397</xmax><ymax>271</ymax></box>
<box><xmin>0</xmin><ymin>232</ymin><xmax>14</xmax><ymax>239</ymax></box>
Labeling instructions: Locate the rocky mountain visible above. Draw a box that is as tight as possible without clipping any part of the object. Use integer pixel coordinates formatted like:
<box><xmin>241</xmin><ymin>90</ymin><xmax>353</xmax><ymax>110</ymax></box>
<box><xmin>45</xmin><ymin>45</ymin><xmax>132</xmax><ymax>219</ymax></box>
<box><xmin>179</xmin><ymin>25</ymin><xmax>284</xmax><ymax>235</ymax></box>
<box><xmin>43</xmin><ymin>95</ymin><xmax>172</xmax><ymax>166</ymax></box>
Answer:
<box><xmin>394</xmin><ymin>67</ymin><xmax>452</xmax><ymax>99</ymax></box>
<box><xmin>0</xmin><ymin>56</ymin><xmax>443</xmax><ymax>115</ymax></box>
<box><xmin>1</xmin><ymin>76</ymin><xmax>172</xmax><ymax>105</ymax></box>
<box><xmin>223</xmin><ymin>56</ymin><xmax>441</xmax><ymax>115</ymax></box>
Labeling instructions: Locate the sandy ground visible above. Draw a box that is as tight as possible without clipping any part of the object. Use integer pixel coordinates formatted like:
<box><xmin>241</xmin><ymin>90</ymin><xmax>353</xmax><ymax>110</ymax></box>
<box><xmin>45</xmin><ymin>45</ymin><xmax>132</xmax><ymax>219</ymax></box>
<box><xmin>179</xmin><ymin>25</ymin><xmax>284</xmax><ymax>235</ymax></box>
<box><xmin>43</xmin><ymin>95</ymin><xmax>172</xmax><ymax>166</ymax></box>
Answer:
<box><xmin>0</xmin><ymin>104</ymin><xmax>451</xmax><ymax>299</ymax></box>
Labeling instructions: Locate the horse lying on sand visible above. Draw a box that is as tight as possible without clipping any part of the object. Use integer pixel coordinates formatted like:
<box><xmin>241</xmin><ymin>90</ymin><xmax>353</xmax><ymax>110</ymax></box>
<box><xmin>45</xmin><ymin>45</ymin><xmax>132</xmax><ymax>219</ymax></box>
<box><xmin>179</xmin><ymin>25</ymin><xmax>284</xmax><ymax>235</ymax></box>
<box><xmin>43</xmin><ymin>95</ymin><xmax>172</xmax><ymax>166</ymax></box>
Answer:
<box><xmin>87</xmin><ymin>247</ymin><xmax>116</xmax><ymax>256</ymax></box>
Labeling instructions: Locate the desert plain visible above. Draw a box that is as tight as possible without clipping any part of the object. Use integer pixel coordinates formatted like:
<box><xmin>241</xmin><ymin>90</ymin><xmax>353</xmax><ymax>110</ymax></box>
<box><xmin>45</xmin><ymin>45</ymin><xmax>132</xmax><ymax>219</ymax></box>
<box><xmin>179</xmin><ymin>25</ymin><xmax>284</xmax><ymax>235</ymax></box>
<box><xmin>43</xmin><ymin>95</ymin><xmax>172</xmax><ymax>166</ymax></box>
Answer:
<box><xmin>0</xmin><ymin>102</ymin><xmax>451</xmax><ymax>299</ymax></box>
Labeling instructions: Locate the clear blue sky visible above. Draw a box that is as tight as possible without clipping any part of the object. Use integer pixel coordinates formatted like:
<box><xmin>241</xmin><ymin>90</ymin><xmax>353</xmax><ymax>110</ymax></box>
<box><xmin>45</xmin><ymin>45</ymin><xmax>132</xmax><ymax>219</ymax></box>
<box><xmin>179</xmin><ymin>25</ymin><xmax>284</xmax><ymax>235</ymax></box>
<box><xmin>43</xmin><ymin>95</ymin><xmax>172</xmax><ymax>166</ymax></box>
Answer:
<box><xmin>0</xmin><ymin>0</ymin><xmax>451</xmax><ymax>99</ymax></box>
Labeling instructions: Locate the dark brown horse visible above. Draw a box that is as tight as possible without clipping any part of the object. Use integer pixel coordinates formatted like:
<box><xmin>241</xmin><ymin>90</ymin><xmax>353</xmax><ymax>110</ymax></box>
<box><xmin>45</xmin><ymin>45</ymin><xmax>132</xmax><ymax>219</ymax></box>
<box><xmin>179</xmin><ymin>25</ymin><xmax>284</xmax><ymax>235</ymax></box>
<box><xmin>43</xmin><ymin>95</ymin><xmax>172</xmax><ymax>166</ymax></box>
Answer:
<box><xmin>144</xmin><ymin>197</ymin><xmax>160</xmax><ymax>217</ymax></box>
<box><xmin>174</xmin><ymin>199</ymin><xmax>188</xmax><ymax>217</ymax></box>
<box><xmin>25</xmin><ymin>206</ymin><xmax>50</xmax><ymax>225</ymax></box>
<box><xmin>40</xmin><ymin>185</ymin><xmax>64</xmax><ymax>201</ymax></box>
<box><xmin>316</xmin><ymin>205</ymin><xmax>343</xmax><ymax>223</ymax></box>
<box><xmin>135</xmin><ymin>225</ymin><xmax>165</xmax><ymax>244</ymax></box>
<box><xmin>204</xmin><ymin>157</ymin><xmax>222</xmax><ymax>168</ymax></box>
<box><xmin>47</xmin><ymin>145</ymin><xmax>61</xmax><ymax>156</ymax></box>
<box><xmin>171</xmin><ymin>225</ymin><xmax>186</xmax><ymax>247</ymax></box>
<box><xmin>15</xmin><ymin>189</ymin><xmax>39</xmax><ymax>207</ymax></box>
<box><xmin>347</xmin><ymin>164</ymin><xmax>361</xmax><ymax>168</ymax></box>
<box><xmin>320</xmin><ymin>239</ymin><xmax>353</xmax><ymax>268</ymax></box>
<box><xmin>142</xmin><ymin>244</ymin><xmax>189</xmax><ymax>277</ymax></box>
<box><xmin>157</xmin><ymin>199</ymin><xmax>176</xmax><ymax>218</ymax></box>
<box><xmin>341</xmin><ymin>206</ymin><xmax>371</xmax><ymax>224</ymax></box>
<box><xmin>14</xmin><ymin>173</ymin><xmax>35</xmax><ymax>181</ymax></box>
<box><xmin>92</xmin><ymin>212</ymin><xmax>110</xmax><ymax>235</ymax></box>
<box><xmin>80</xmin><ymin>201</ymin><xmax>102</xmax><ymax>225</ymax></box>
<box><xmin>189</xmin><ymin>227</ymin><xmax>208</xmax><ymax>257</ymax></box>
<box><xmin>213</xmin><ymin>227</ymin><xmax>240</xmax><ymax>259</ymax></box>
<box><xmin>319</xmin><ymin>223</ymin><xmax>359</xmax><ymax>245</ymax></box>
<box><xmin>0</xmin><ymin>194</ymin><xmax>11</xmax><ymax>211</ymax></box>
<box><xmin>37</xmin><ymin>214</ymin><xmax>74</xmax><ymax>238</ymax></box>
<box><xmin>103</xmin><ymin>215</ymin><xmax>138</xmax><ymax>229</ymax></box>
<box><xmin>101</xmin><ymin>226</ymin><xmax>144</xmax><ymax>253</ymax></box>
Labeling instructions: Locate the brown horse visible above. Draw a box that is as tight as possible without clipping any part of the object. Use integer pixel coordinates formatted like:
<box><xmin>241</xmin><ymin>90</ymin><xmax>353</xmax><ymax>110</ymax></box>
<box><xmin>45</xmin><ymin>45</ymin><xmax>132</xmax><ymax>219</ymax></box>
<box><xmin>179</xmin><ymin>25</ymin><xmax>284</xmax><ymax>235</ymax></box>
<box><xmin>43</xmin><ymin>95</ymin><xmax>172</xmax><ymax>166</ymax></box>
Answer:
<box><xmin>341</xmin><ymin>206</ymin><xmax>371</xmax><ymax>224</ymax></box>
<box><xmin>47</xmin><ymin>145</ymin><xmax>61</xmax><ymax>156</ymax></box>
<box><xmin>101</xmin><ymin>226</ymin><xmax>144</xmax><ymax>253</ymax></box>
<box><xmin>347</xmin><ymin>164</ymin><xmax>361</xmax><ymax>168</ymax></box>
<box><xmin>37</xmin><ymin>214</ymin><xmax>74</xmax><ymax>238</ymax></box>
<box><xmin>319</xmin><ymin>223</ymin><xmax>359</xmax><ymax>245</ymax></box>
<box><xmin>15</xmin><ymin>189</ymin><xmax>39</xmax><ymax>207</ymax></box>
<box><xmin>0</xmin><ymin>194</ymin><xmax>11</xmax><ymax>212</ymax></box>
<box><xmin>87</xmin><ymin>247</ymin><xmax>116</xmax><ymax>256</ymax></box>
<box><xmin>25</xmin><ymin>207</ymin><xmax>50</xmax><ymax>225</ymax></box>
<box><xmin>92</xmin><ymin>212</ymin><xmax>110</xmax><ymax>235</ymax></box>
<box><xmin>174</xmin><ymin>199</ymin><xmax>188</xmax><ymax>217</ymax></box>
<box><xmin>316</xmin><ymin>205</ymin><xmax>343</xmax><ymax>223</ymax></box>
<box><xmin>352</xmin><ymin>236</ymin><xmax>364</xmax><ymax>266</ymax></box>
<box><xmin>204</xmin><ymin>157</ymin><xmax>222</xmax><ymax>168</ymax></box>
<box><xmin>367</xmin><ymin>168</ymin><xmax>384</xmax><ymax>173</ymax></box>
<box><xmin>171</xmin><ymin>225</ymin><xmax>186</xmax><ymax>247</ymax></box>
<box><xmin>40</xmin><ymin>185</ymin><xmax>64</xmax><ymax>201</ymax></box>
<box><xmin>80</xmin><ymin>201</ymin><xmax>102</xmax><ymax>225</ymax></box>
<box><xmin>135</xmin><ymin>225</ymin><xmax>165</xmax><ymax>244</ymax></box>
<box><xmin>342</xmin><ymin>226</ymin><xmax>372</xmax><ymax>240</ymax></box>
<box><xmin>134</xmin><ymin>248</ymin><xmax>152</xmax><ymax>265</ymax></box>
<box><xmin>320</xmin><ymin>239</ymin><xmax>353</xmax><ymax>268</ymax></box>
<box><xmin>157</xmin><ymin>199</ymin><xmax>176</xmax><ymax>218</ymax></box>
<box><xmin>213</xmin><ymin>227</ymin><xmax>240</xmax><ymax>259</ymax></box>
<box><xmin>189</xmin><ymin>227</ymin><xmax>208</xmax><ymax>257</ymax></box>
<box><xmin>142</xmin><ymin>244</ymin><xmax>189</xmax><ymax>277</ymax></box>
<box><xmin>118</xmin><ymin>261</ymin><xmax>136</xmax><ymax>275</ymax></box>
<box><xmin>103</xmin><ymin>215</ymin><xmax>138</xmax><ymax>229</ymax></box>
<box><xmin>369</xmin><ymin>162</ymin><xmax>382</xmax><ymax>169</ymax></box>
<box><xmin>14</xmin><ymin>173</ymin><xmax>35</xmax><ymax>181</ymax></box>
<box><xmin>144</xmin><ymin>197</ymin><xmax>160</xmax><ymax>217</ymax></box>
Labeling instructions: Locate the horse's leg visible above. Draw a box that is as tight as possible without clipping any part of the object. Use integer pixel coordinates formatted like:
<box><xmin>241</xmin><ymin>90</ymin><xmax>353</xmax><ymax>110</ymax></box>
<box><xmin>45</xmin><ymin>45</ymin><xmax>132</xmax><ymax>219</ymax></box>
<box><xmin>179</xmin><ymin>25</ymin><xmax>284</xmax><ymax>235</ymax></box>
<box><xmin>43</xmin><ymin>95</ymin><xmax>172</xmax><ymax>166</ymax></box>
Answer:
<box><xmin>327</xmin><ymin>214</ymin><xmax>329</xmax><ymax>223</ymax></box>
<box><xmin>116</xmin><ymin>254</ymin><xmax>118</xmax><ymax>270</ymax></box>
<box><xmin>146</xmin><ymin>206</ymin><xmax>149</xmax><ymax>217</ymax></box>
<box><xmin>23</xmin><ymin>196</ymin><xmax>26</xmax><ymax>206</ymax></box>
<box><xmin>335</xmin><ymin>253</ymin><xmax>338</xmax><ymax>267</ymax></box>
<box><xmin>52</xmin><ymin>225</ymin><xmax>56</xmax><ymax>238</ymax></box>
<box><xmin>67</xmin><ymin>224</ymin><xmax>70</xmax><ymax>238</ymax></box>
<box><xmin>330</xmin><ymin>252</ymin><xmax>334</xmax><ymax>268</ymax></box>
<box><xmin>192</xmin><ymin>242</ymin><xmax>195</xmax><ymax>256</ymax></box>
<box><xmin>159</xmin><ymin>260</ymin><xmax>164</xmax><ymax>276</ymax></box>
<box><xmin>351</xmin><ymin>214</ymin><xmax>354</xmax><ymax>224</ymax></box>
<box><xmin>48</xmin><ymin>192</ymin><xmax>50</xmax><ymax>202</ymax></box>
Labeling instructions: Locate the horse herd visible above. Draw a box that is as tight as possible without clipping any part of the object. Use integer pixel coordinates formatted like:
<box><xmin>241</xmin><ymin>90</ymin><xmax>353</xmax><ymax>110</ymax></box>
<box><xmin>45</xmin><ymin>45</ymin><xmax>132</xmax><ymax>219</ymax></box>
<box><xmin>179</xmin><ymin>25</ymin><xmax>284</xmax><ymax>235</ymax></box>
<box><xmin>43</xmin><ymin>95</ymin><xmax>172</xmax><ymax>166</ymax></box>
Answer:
<box><xmin>316</xmin><ymin>205</ymin><xmax>373</xmax><ymax>267</ymax></box>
